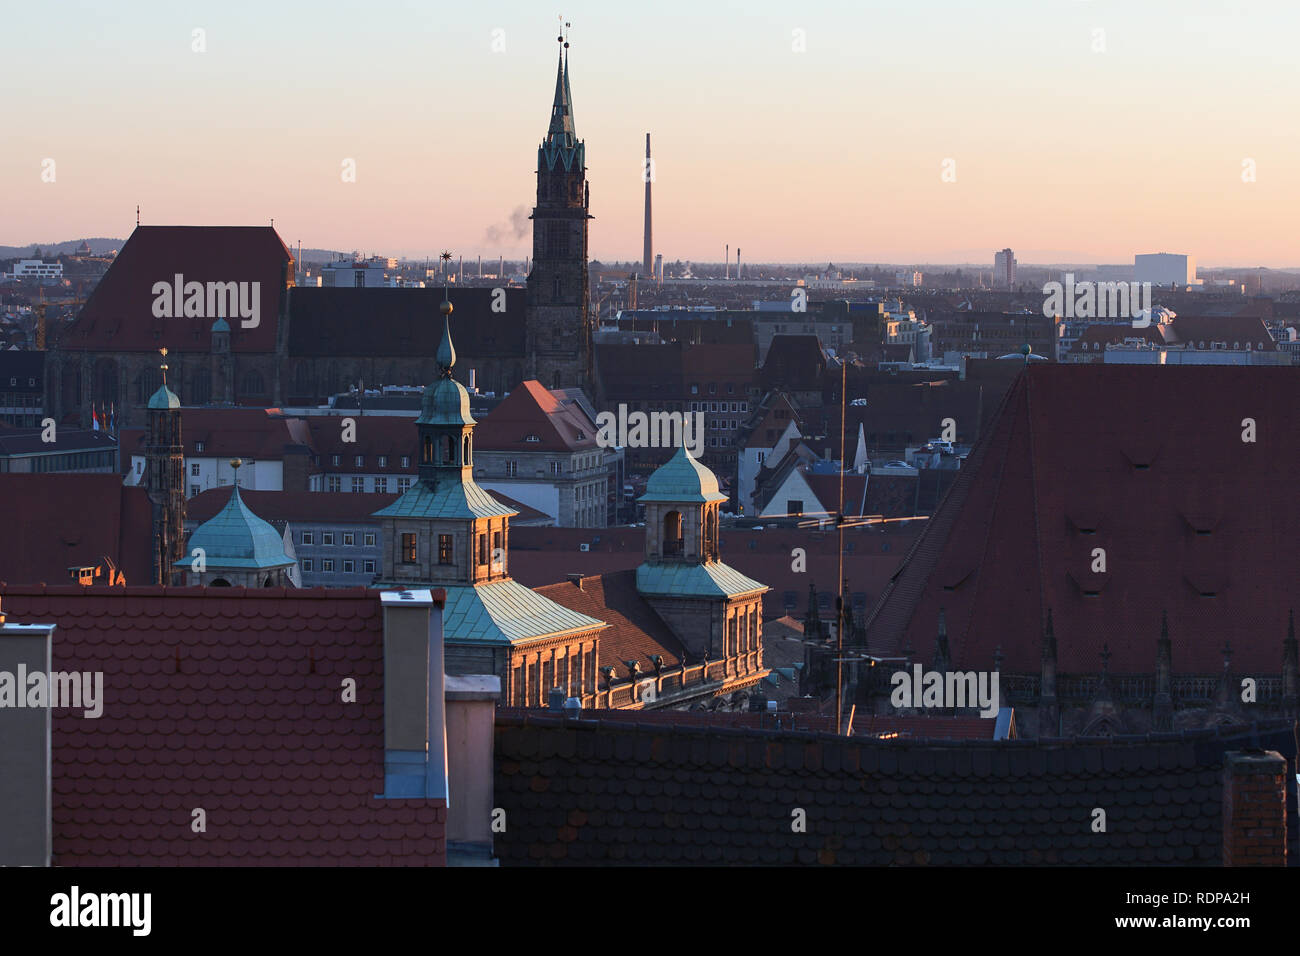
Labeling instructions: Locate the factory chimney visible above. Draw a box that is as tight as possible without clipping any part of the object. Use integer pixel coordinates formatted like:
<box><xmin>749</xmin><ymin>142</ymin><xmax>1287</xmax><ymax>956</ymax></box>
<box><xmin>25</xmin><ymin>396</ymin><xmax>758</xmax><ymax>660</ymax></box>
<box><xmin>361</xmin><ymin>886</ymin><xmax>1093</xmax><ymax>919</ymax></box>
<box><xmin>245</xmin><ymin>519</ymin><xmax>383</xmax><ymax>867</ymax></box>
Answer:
<box><xmin>643</xmin><ymin>133</ymin><xmax>653</xmax><ymax>279</ymax></box>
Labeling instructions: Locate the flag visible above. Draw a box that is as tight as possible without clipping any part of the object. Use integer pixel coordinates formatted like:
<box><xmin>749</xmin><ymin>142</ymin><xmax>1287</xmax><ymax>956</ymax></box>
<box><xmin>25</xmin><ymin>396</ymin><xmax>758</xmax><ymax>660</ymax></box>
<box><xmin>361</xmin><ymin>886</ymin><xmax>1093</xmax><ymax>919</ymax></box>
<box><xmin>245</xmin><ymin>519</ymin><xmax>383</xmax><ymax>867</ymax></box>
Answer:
<box><xmin>91</xmin><ymin>404</ymin><xmax>100</xmax><ymax>431</ymax></box>
<box><xmin>109</xmin><ymin>402</ymin><xmax>116</xmax><ymax>435</ymax></box>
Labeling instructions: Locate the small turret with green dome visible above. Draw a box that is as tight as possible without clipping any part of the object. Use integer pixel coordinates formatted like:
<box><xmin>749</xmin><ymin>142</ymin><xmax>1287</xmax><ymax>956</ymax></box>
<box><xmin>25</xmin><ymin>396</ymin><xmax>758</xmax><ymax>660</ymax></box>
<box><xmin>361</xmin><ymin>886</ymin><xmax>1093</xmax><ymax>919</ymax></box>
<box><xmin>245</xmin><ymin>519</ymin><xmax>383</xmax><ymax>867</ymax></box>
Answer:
<box><xmin>147</xmin><ymin>346</ymin><xmax>181</xmax><ymax>409</ymax></box>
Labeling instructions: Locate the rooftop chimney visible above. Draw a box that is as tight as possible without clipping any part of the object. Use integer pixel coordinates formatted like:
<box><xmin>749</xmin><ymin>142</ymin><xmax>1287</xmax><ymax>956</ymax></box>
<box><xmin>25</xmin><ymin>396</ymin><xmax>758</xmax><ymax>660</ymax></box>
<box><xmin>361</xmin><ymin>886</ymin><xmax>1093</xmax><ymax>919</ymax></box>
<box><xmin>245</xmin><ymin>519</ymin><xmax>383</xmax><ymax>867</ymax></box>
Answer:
<box><xmin>567</xmin><ymin>573</ymin><xmax>584</xmax><ymax>590</ymax></box>
<box><xmin>380</xmin><ymin>589</ymin><xmax>448</xmax><ymax>800</ymax></box>
<box><xmin>0</xmin><ymin>602</ymin><xmax>55</xmax><ymax>866</ymax></box>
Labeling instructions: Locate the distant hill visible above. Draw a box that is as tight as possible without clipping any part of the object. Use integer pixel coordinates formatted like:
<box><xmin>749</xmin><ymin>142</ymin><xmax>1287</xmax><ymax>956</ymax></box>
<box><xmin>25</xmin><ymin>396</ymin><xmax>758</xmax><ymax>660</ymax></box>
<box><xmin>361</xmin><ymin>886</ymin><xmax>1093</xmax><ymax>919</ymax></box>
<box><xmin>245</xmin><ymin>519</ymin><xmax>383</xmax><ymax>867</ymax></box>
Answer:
<box><xmin>0</xmin><ymin>238</ymin><xmax>123</xmax><ymax>258</ymax></box>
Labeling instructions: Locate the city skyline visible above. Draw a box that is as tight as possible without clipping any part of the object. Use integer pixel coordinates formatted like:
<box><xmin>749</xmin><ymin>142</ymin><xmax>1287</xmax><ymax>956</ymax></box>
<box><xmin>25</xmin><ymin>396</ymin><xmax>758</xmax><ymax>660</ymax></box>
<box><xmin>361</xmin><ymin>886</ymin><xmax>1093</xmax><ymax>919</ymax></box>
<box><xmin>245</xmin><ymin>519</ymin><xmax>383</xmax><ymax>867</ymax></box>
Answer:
<box><xmin>3</xmin><ymin>0</ymin><xmax>1299</xmax><ymax>266</ymax></box>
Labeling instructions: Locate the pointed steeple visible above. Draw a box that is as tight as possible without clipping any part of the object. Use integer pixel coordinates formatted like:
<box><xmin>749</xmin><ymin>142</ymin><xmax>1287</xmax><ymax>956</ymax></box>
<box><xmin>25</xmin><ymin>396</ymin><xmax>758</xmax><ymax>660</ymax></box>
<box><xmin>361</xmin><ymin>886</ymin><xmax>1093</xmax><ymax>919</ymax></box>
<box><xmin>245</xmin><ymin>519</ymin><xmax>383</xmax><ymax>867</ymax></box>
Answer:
<box><xmin>546</xmin><ymin>39</ymin><xmax>576</xmax><ymax>146</ymax></box>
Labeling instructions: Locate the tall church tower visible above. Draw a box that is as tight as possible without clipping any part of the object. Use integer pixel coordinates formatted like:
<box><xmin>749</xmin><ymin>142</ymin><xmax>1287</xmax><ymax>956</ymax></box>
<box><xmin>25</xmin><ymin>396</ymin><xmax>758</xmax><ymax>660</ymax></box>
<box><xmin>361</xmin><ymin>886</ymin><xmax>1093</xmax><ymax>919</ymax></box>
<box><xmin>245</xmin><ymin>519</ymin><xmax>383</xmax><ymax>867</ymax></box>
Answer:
<box><xmin>527</xmin><ymin>29</ymin><xmax>592</xmax><ymax>390</ymax></box>
<box><xmin>144</xmin><ymin>348</ymin><xmax>186</xmax><ymax>585</ymax></box>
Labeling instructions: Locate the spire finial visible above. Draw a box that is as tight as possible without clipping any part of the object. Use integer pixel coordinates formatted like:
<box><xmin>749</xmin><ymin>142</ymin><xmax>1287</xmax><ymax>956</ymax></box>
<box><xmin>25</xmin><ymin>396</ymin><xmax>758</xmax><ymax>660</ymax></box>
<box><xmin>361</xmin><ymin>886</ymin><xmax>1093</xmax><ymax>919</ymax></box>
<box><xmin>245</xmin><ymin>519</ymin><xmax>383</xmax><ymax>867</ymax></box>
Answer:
<box><xmin>436</xmin><ymin>252</ymin><xmax>455</xmax><ymax>375</ymax></box>
<box><xmin>159</xmin><ymin>346</ymin><xmax>169</xmax><ymax>386</ymax></box>
<box><xmin>230</xmin><ymin>458</ymin><xmax>243</xmax><ymax>487</ymax></box>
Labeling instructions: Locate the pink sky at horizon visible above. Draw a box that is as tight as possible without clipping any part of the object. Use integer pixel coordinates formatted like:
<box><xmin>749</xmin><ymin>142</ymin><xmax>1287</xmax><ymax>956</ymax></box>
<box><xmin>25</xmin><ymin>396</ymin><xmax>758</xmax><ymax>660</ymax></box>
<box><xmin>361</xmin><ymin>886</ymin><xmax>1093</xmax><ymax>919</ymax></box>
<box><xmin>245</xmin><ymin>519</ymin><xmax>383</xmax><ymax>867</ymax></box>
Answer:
<box><xmin>2</xmin><ymin>0</ymin><xmax>1297</xmax><ymax>268</ymax></box>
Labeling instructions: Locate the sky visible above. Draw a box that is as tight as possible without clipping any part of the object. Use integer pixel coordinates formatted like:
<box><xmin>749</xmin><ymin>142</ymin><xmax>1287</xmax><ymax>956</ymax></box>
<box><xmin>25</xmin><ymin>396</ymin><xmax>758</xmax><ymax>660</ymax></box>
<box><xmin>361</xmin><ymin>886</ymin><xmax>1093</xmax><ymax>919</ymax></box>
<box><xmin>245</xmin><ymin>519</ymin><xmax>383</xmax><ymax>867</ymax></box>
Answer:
<box><xmin>2</xmin><ymin>0</ymin><xmax>1298</xmax><ymax>267</ymax></box>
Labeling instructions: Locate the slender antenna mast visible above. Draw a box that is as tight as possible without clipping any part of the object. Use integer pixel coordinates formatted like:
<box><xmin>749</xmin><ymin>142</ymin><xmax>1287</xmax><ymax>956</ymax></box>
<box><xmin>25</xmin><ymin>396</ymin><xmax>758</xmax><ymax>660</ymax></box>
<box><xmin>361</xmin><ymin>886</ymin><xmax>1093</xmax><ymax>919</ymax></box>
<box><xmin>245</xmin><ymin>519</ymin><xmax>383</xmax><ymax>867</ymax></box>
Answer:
<box><xmin>836</xmin><ymin>358</ymin><xmax>847</xmax><ymax>733</ymax></box>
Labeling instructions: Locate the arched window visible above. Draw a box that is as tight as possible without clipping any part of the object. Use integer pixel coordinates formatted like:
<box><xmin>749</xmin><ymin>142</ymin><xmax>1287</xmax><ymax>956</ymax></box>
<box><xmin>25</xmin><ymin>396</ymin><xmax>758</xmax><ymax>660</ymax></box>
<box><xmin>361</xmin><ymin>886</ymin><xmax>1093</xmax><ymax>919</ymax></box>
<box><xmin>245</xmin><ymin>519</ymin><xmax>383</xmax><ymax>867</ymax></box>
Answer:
<box><xmin>191</xmin><ymin>369</ymin><xmax>211</xmax><ymax>405</ymax></box>
<box><xmin>136</xmin><ymin>368</ymin><xmax>161</xmax><ymax>404</ymax></box>
<box><xmin>442</xmin><ymin>435</ymin><xmax>455</xmax><ymax>465</ymax></box>
<box><xmin>463</xmin><ymin>436</ymin><xmax>471</xmax><ymax>466</ymax></box>
<box><xmin>422</xmin><ymin>435</ymin><xmax>433</xmax><ymax>463</ymax></box>
<box><xmin>210</xmin><ymin>578</ymin><xmax>232</xmax><ymax>587</ymax></box>
<box><xmin>663</xmin><ymin>510</ymin><xmax>683</xmax><ymax>557</ymax></box>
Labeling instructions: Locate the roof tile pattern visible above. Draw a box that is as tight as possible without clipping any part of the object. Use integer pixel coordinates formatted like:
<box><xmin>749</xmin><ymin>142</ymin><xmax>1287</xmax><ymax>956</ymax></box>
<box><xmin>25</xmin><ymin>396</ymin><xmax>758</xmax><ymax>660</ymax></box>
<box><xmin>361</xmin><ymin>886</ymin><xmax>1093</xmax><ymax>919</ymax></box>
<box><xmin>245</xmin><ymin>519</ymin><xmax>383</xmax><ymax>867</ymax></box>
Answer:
<box><xmin>494</xmin><ymin>715</ymin><xmax>1298</xmax><ymax>865</ymax></box>
<box><xmin>0</xmin><ymin>586</ymin><xmax>446</xmax><ymax>866</ymax></box>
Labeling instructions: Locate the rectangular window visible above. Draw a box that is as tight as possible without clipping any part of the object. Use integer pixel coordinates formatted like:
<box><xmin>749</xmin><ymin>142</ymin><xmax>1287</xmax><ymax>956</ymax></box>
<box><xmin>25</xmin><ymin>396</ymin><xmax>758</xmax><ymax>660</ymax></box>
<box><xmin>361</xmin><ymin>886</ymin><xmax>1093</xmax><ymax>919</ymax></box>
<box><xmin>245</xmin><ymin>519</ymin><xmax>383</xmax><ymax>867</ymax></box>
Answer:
<box><xmin>492</xmin><ymin>530</ymin><xmax>503</xmax><ymax>563</ymax></box>
<box><xmin>478</xmin><ymin>533</ymin><xmax>488</xmax><ymax>565</ymax></box>
<box><xmin>342</xmin><ymin>559</ymin><xmax>354</xmax><ymax>573</ymax></box>
<box><xmin>401</xmin><ymin>533</ymin><xmax>417</xmax><ymax>564</ymax></box>
<box><xmin>400</xmin><ymin>456</ymin><xmax>410</xmax><ymax>469</ymax></box>
<box><xmin>438</xmin><ymin>534</ymin><xmax>453</xmax><ymax>564</ymax></box>
<box><xmin>378</xmin><ymin>455</ymin><xmax>387</xmax><ymax>468</ymax></box>
<box><xmin>322</xmin><ymin>559</ymin><xmax>334</xmax><ymax>572</ymax></box>
<box><xmin>327</xmin><ymin>476</ymin><xmax>341</xmax><ymax>492</ymax></box>
<box><xmin>354</xmin><ymin>454</ymin><xmax>364</xmax><ymax>468</ymax></box>
<box><xmin>190</xmin><ymin>463</ymin><xmax>200</xmax><ymax>476</ymax></box>
<box><xmin>505</xmin><ymin>461</ymin><xmax>517</xmax><ymax>477</ymax></box>
<box><xmin>196</xmin><ymin>441</ymin><xmax>206</xmax><ymax>453</ymax></box>
<box><xmin>374</xmin><ymin>477</ymin><xmax>388</xmax><ymax>494</ymax></box>
<box><xmin>343</xmin><ymin>532</ymin><xmax>354</xmax><ymax>546</ymax></box>
<box><xmin>787</xmin><ymin>499</ymin><xmax>803</xmax><ymax>516</ymax></box>
<box><xmin>302</xmin><ymin>531</ymin><xmax>314</xmax><ymax>545</ymax></box>
<box><xmin>302</xmin><ymin>558</ymin><xmax>313</xmax><ymax>572</ymax></box>
<box><xmin>398</xmin><ymin>478</ymin><xmax>412</xmax><ymax>493</ymax></box>
<box><xmin>364</xmin><ymin>533</ymin><xmax>375</xmax><ymax>547</ymax></box>
<box><xmin>351</xmin><ymin>477</ymin><xmax>364</xmax><ymax>493</ymax></box>
<box><xmin>331</xmin><ymin>455</ymin><xmax>341</xmax><ymax>466</ymax></box>
<box><xmin>550</xmin><ymin>461</ymin><xmax>562</xmax><ymax>475</ymax></box>
<box><xmin>189</xmin><ymin>484</ymin><xmax>200</xmax><ymax>497</ymax></box>
<box><xmin>363</xmin><ymin>559</ymin><xmax>376</xmax><ymax>574</ymax></box>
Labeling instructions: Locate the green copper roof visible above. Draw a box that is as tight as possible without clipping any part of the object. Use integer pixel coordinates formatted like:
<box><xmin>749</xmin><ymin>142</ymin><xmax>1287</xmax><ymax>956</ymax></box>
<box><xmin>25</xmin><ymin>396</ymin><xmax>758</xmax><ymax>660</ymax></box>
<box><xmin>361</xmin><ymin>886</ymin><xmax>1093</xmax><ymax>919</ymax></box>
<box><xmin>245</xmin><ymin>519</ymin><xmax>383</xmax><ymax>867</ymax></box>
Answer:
<box><xmin>187</xmin><ymin>485</ymin><xmax>294</xmax><ymax>570</ymax></box>
<box><xmin>636</xmin><ymin>560</ymin><xmax>768</xmax><ymax>599</ymax></box>
<box><xmin>417</xmin><ymin>314</ymin><xmax>476</xmax><ymax>426</ymax></box>
<box><xmin>147</xmin><ymin>383</ymin><xmax>181</xmax><ymax>410</ymax></box>
<box><xmin>441</xmin><ymin>579</ymin><xmax>606</xmax><ymax>646</ymax></box>
<box><xmin>210</xmin><ymin>317</ymin><xmax>231</xmax><ymax>333</ymax></box>
<box><xmin>372</xmin><ymin>476</ymin><xmax>516</xmax><ymax>521</ymax></box>
<box><xmin>638</xmin><ymin>445</ymin><xmax>729</xmax><ymax>504</ymax></box>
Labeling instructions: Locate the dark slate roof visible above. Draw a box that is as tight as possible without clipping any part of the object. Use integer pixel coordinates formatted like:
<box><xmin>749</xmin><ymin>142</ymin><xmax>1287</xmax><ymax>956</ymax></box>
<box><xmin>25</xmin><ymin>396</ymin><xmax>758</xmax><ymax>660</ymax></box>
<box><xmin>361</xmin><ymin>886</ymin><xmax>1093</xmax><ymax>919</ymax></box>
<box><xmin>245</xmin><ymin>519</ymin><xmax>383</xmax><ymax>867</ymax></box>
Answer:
<box><xmin>287</xmin><ymin>287</ymin><xmax>527</xmax><ymax>358</ymax></box>
<box><xmin>493</xmin><ymin>715</ymin><xmax>1298</xmax><ymax>865</ymax></box>
<box><xmin>866</xmin><ymin>364</ymin><xmax>1300</xmax><ymax>673</ymax></box>
<box><xmin>0</xmin><ymin>585</ymin><xmax>447</xmax><ymax>865</ymax></box>
<box><xmin>0</xmin><ymin>349</ymin><xmax>44</xmax><ymax>390</ymax></box>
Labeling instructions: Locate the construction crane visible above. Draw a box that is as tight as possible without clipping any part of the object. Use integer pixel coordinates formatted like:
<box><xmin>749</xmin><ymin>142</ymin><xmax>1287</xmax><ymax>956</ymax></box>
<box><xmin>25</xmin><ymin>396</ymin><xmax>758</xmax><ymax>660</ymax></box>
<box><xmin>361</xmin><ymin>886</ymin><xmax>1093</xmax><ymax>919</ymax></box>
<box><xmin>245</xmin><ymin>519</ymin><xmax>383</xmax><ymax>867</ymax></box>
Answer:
<box><xmin>34</xmin><ymin>289</ymin><xmax>86</xmax><ymax>349</ymax></box>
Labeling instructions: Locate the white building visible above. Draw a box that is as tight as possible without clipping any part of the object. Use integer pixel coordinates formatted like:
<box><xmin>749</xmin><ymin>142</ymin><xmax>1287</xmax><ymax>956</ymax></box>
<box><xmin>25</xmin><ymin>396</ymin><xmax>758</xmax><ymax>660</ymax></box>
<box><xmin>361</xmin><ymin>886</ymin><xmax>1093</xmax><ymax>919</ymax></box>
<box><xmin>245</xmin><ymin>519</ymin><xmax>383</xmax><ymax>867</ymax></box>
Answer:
<box><xmin>321</xmin><ymin>257</ymin><xmax>389</xmax><ymax>288</ymax></box>
<box><xmin>8</xmin><ymin>260</ymin><xmax>63</xmax><ymax>279</ymax></box>
<box><xmin>895</xmin><ymin>271</ymin><xmax>923</xmax><ymax>287</ymax></box>
<box><xmin>1134</xmin><ymin>253</ymin><xmax>1199</xmax><ymax>287</ymax></box>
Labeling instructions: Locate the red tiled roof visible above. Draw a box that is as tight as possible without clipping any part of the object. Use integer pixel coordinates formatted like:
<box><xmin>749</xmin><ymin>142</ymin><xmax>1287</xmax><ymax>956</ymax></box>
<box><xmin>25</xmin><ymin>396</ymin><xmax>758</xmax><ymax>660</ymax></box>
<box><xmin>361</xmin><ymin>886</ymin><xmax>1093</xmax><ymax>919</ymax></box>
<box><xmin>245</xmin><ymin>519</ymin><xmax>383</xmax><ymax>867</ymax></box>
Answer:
<box><xmin>60</xmin><ymin>226</ymin><xmax>290</xmax><ymax>353</ymax></box>
<box><xmin>306</xmin><ymin>415</ymin><xmax>417</xmax><ymax>472</ymax></box>
<box><xmin>119</xmin><ymin>408</ymin><xmax>311</xmax><ymax>462</ymax></box>
<box><xmin>507</xmin><ymin>524</ymin><xmax>921</xmax><ymax>620</ymax></box>
<box><xmin>0</xmin><ymin>585</ymin><xmax>447</xmax><ymax>865</ymax></box>
<box><xmin>536</xmin><ymin>570</ymin><xmax>686</xmax><ymax>670</ymax></box>
<box><xmin>1072</xmin><ymin>324</ymin><xmax>1167</xmax><ymax>352</ymax></box>
<box><xmin>866</xmin><ymin>364</ymin><xmax>1300</xmax><ymax>674</ymax></box>
<box><xmin>187</xmin><ymin>488</ymin><xmax>399</xmax><ymax>523</ymax></box>
<box><xmin>0</xmin><ymin>475</ymin><xmax>153</xmax><ymax>586</ymax></box>
<box><xmin>1167</xmin><ymin>315</ymin><xmax>1276</xmax><ymax>350</ymax></box>
<box><xmin>474</xmin><ymin>380</ymin><xmax>598</xmax><ymax>453</ymax></box>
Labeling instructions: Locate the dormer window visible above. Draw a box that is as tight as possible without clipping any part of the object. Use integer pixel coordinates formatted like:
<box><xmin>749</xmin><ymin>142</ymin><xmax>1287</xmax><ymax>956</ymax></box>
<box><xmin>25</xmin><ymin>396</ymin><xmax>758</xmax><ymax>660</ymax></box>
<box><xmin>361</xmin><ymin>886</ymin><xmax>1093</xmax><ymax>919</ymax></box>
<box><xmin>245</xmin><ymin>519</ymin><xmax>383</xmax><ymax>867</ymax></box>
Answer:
<box><xmin>525</xmin><ymin>434</ymin><xmax>540</xmax><ymax>443</ymax></box>
<box><xmin>195</xmin><ymin>441</ymin><xmax>206</xmax><ymax>453</ymax></box>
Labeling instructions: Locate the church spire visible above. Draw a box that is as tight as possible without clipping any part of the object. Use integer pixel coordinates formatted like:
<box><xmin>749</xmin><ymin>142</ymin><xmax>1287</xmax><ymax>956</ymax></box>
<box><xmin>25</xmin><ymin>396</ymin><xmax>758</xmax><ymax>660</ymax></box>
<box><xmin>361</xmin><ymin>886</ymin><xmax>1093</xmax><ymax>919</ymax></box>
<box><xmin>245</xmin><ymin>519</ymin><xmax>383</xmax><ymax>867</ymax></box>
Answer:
<box><xmin>546</xmin><ymin>20</ymin><xmax>576</xmax><ymax>146</ymax></box>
